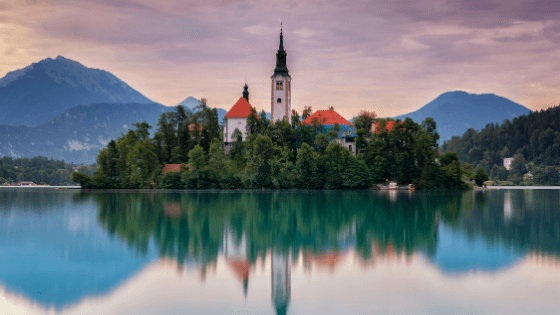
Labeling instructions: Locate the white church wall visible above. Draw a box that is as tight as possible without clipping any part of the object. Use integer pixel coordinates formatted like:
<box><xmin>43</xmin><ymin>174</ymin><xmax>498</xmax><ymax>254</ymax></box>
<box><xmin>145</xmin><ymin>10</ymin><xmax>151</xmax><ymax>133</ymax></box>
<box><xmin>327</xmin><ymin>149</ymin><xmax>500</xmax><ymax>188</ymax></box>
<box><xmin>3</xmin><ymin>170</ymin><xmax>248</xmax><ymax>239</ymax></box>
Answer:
<box><xmin>224</xmin><ymin>118</ymin><xmax>248</xmax><ymax>143</ymax></box>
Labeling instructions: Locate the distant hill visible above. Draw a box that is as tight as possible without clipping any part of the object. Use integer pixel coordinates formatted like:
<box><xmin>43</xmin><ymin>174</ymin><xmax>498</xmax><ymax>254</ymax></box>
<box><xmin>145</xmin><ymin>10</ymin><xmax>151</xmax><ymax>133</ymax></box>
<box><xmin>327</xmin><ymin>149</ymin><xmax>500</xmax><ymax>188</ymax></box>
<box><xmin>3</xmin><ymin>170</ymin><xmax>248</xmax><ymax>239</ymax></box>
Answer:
<box><xmin>393</xmin><ymin>91</ymin><xmax>531</xmax><ymax>142</ymax></box>
<box><xmin>0</xmin><ymin>56</ymin><xmax>153</xmax><ymax>127</ymax></box>
<box><xmin>0</xmin><ymin>103</ymin><xmax>175</xmax><ymax>164</ymax></box>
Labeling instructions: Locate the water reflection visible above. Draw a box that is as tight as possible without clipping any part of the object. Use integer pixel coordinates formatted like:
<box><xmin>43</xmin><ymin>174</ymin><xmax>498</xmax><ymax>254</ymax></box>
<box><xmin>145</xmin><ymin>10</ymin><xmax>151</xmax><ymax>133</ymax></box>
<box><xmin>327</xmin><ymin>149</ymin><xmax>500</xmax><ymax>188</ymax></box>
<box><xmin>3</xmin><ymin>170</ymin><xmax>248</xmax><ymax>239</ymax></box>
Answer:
<box><xmin>1</xmin><ymin>189</ymin><xmax>560</xmax><ymax>314</ymax></box>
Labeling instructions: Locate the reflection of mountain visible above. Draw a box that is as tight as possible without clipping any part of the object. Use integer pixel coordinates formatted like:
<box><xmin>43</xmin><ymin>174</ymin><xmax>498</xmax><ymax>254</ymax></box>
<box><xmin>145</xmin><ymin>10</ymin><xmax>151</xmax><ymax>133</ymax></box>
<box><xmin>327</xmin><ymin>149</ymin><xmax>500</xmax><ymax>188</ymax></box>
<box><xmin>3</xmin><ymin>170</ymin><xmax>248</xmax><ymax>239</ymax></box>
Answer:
<box><xmin>0</xmin><ymin>204</ymin><xmax>157</xmax><ymax>309</ymax></box>
<box><xmin>431</xmin><ymin>225</ymin><xmax>523</xmax><ymax>274</ymax></box>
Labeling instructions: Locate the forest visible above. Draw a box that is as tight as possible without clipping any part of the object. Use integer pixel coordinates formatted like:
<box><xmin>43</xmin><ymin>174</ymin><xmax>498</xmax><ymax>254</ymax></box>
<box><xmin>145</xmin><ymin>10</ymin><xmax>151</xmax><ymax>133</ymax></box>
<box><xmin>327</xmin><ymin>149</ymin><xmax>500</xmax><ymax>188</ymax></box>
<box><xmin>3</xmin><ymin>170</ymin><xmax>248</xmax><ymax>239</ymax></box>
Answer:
<box><xmin>0</xmin><ymin>156</ymin><xmax>94</xmax><ymax>186</ymax></box>
<box><xmin>441</xmin><ymin>105</ymin><xmax>560</xmax><ymax>185</ymax></box>
<box><xmin>72</xmin><ymin>101</ymin><xmax>468</xmax><ymax>190</ymax></box>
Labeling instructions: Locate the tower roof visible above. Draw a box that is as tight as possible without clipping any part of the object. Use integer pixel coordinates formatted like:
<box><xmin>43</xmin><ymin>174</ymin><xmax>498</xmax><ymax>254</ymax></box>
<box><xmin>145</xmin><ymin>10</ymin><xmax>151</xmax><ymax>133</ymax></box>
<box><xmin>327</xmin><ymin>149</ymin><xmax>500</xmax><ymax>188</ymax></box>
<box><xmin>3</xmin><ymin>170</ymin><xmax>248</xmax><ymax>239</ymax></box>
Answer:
<box><xmin>224</xmin><ymin>97</ymin><xmax>259</xmax><ymax>119</ymax></box>
<box><xmin>300</xmin><ymin>109</ymin><xmax>353</xmax><ymax>126</ymax></box>
<box><xmin>272</xmin><ymin>27</ymin><xmax>290</xmax><ymax>78</ymax></box>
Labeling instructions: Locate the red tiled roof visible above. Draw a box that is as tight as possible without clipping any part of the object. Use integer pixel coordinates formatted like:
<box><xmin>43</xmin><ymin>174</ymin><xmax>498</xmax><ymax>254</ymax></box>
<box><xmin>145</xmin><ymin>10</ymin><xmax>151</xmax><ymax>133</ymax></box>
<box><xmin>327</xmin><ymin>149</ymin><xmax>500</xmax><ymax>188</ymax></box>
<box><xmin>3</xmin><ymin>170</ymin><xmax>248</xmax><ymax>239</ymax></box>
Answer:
<box><xmin>373</xmin><ymin>121</ymin><xmax>400</xmax><ymax>134</ymax></box>
<box><xmin>300</xmin><ymin>109</ymin><xmax>353</xmax><ymax>126</ymax></box>
<box><xmin>224</xmin><ymin>97</ymin><xmax>259</xmax><ymax>119</ymax></box>
<box><xmin>188</xmin><ymin>123</ymin><xmax>204</xmax><ymax>132</ymax></box>
<box><xmin>162</xmin><ymin>164</ymin><xmax>183</xmax><ymax>173</ymax></box>
<box><xmin>227</xmin><ymin>260</ymin><xmax>250</xmax><ymax>282</ymax></box>
<box><xmin>163</xmin><ymin>203</ymin><xmax>181</xmax><ymax>218</ymax></box>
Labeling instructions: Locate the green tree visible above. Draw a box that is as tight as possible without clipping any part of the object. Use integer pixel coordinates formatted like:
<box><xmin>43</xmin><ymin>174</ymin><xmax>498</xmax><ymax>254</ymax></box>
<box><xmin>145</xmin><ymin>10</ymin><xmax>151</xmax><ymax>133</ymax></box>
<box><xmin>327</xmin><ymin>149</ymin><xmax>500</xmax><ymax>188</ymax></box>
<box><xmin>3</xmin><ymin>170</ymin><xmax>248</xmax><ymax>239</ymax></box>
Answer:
<box><xmin>249</xmin><ymin>135</ymin><xmax>274</xmax><ymax>188</ymax></box>
<box><xmin>71</xmin><ymin>172</ymin><xmax>92</xmax><ymax>189</ymax></box>
<box><xmin>159</xmin><ymin>171</ymin><xmax>184</xmax><ymax>189</ymax></box>
<box><xmin>474</xmin><ymin>166</ymin><xmax>489</xmax><ymax>187</ymax></box>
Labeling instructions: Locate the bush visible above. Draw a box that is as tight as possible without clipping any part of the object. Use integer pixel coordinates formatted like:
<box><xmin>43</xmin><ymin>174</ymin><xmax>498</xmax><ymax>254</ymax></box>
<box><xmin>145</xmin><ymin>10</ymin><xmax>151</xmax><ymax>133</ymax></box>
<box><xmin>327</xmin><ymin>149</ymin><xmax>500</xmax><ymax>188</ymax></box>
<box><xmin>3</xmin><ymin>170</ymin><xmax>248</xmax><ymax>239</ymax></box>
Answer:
<box><xmin>474</xmin><ymin>166</ymin><xmax>489</xmax><ymax>187</ymax></box>
<box><xmin>159</xmin><ymin>171</ymin><xmax>184</xmax><ymax>189</ymax></box>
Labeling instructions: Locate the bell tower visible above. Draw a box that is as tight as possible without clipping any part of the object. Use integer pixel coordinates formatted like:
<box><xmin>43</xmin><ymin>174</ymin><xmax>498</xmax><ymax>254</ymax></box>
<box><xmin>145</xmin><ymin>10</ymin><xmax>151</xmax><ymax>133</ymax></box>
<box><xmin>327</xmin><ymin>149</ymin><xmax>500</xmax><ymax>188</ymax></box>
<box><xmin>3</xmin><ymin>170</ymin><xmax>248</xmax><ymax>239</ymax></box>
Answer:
<box><xmin>271</xmin><ymin>25</ymin><xmax>292</xmax><ymax>124</ymax></box>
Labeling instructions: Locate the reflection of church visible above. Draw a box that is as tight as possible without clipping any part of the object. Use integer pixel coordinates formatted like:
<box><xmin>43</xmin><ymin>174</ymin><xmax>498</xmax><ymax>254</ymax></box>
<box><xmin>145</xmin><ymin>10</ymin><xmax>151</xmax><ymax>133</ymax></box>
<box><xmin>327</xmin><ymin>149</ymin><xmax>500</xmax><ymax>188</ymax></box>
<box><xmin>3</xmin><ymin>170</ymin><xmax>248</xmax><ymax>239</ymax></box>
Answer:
<box><xmin>223</xmin><ymin>224</ymin><xmax>251</xmax><ymax>298</ymax></box>
<box><xmin>272</xmin><ymin>248</ymin><xmax>291</xmax><ymax>315</ymax></box>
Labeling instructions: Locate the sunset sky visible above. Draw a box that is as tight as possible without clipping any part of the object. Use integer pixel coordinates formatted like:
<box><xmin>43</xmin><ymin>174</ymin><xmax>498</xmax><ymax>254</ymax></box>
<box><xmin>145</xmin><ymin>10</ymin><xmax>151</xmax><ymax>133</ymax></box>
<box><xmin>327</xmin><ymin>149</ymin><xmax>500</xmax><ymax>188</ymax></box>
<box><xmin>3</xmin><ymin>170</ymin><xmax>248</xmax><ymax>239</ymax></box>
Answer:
<box><xmin>0</xmin><ymin>0</ymin><xmax>559</xmax><ymax>118</ymax></box>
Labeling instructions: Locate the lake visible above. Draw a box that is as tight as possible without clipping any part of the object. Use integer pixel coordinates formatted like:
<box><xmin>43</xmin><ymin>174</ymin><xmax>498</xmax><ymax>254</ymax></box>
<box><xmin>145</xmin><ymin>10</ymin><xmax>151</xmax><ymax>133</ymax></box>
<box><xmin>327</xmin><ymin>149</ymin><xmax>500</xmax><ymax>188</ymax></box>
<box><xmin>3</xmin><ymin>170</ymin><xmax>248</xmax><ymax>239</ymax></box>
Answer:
<box><xmin>1</xmin><ymin>188</ymin><xmax>559</xmax><ymax>314</ymax></box>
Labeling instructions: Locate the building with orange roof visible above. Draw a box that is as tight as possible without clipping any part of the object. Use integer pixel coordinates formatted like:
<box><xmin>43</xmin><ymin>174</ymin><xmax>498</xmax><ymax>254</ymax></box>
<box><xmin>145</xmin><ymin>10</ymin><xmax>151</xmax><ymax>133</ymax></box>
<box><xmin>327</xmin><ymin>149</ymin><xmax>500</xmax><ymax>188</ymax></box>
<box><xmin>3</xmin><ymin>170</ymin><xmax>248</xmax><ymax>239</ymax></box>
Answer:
<box><xmin>300</xmin><ymin>109</ymin><xmax>357</xmax><ymax>154</ymax></box>
<box><xmin>161</xmin><ymin>164</ymin><xmax>183</xmax><ymax>173</ymax></box>
<box><xmin>223</xmin><ymin>84</ymin><xmax>259</xmax><ymax>143</ymax></box>
<box><xmin>300</xmin><ymin>109</ymin><xmax>354</xmax><ymax>127</ymax></box>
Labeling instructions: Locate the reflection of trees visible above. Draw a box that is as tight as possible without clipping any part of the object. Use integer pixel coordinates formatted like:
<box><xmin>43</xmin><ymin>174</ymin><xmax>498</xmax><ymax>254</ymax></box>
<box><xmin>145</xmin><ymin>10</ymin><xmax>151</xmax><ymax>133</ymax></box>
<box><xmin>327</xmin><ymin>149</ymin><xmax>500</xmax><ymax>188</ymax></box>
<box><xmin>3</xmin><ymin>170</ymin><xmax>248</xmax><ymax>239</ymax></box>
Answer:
<box><xmin>80</xmin><ymin>190</ymin><xmax>560</xmax><ymax>313</ymax></box>
<box><xmin>85</xmin><ymin>191</ymin><xmax>458</xmax><ymax>271</ymax></box>
<box><xmin>457</xmin><ymin>190</ymin><xmax>560</xmax><ymax>257</ymax></box>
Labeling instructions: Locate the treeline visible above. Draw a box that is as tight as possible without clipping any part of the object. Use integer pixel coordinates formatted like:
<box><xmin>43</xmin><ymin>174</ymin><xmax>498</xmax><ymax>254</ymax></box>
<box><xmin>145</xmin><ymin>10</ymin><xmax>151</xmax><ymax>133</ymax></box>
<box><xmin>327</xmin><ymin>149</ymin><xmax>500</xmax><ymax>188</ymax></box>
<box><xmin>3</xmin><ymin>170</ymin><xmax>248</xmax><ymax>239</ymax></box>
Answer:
<box><xmin>72</xmin><ymin>100</ymin><xmax>467</xmax><ymax>190</ymax></box>
<box><xmin>0</xmin><ymin>156</ymin><xmax>95</xmax><ymax>185</ymax></box>
<box><xmin>442</xmin><ymin>105</ymin><xmax>560</xmax><ymax>185</ymax></box>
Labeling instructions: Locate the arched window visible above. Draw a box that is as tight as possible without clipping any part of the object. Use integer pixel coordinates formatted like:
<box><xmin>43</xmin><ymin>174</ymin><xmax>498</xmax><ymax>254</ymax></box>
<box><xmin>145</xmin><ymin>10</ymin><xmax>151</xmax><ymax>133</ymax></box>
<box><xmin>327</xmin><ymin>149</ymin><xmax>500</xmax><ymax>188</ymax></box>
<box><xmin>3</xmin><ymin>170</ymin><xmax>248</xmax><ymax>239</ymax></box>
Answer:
<box><xmin>277</xmin><ymin>98</ymin><xmax>282</xmax><ymax>103</ymax></box>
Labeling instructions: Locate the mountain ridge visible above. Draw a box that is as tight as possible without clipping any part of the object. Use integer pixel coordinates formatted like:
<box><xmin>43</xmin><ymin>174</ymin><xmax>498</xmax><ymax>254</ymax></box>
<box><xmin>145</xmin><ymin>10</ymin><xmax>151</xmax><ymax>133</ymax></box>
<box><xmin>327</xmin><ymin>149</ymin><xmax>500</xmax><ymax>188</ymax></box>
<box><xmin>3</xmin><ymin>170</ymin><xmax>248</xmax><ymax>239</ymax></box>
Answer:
<box><xmin>392</xmin><ymin>91</ymin><xmax>531</xmax><ymax>142</ymax></box>
<box><xmin>0</xmin><ymin>56</ymin><xmax>154</xmax><ymax>126</ymax></box>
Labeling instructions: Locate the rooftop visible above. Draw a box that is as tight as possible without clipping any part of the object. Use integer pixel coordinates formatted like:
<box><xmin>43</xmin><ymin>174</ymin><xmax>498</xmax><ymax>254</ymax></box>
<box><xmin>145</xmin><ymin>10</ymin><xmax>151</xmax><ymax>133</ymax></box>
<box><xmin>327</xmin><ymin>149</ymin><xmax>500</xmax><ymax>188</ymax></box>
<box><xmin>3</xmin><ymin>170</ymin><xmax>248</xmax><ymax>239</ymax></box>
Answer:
<box><xmin>300</xmin><ymin>109</ymin><xmax>353</xmax><ymax>126</ymax></box>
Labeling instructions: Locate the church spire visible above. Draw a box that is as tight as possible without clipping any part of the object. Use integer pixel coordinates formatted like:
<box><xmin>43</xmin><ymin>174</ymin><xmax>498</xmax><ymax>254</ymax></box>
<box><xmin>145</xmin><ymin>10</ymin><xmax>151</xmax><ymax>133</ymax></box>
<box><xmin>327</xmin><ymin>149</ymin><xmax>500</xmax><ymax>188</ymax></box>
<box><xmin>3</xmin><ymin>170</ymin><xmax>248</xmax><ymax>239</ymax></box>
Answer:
<box><xmin>272</xmin><ymin>24</ymin><xmax>290</xmax><ymax>78</ymax></box>
<box><xmin>243</xmin><ymin>83</ymin><xmax>249</xmax><ymax>102</ymax></box>
<box><xmin>279</xmin><ymin>23</ymin><xmax>284</xmax><ymax>52</ymax></box>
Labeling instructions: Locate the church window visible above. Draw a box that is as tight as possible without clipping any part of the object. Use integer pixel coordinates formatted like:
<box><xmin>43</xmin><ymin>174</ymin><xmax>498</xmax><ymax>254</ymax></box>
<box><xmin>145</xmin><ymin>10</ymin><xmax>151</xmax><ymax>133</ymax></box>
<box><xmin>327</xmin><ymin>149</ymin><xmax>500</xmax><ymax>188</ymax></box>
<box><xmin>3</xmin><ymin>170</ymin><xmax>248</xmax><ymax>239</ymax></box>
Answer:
<box><xmin>276</xmin><ymin>81</ymin><xmax>283</xmax><ymax>90</ymax></box>
<box><xmin>277</xmin><ymin>98</ymin><xmax>282</xmax><ymax>103</ymax></box>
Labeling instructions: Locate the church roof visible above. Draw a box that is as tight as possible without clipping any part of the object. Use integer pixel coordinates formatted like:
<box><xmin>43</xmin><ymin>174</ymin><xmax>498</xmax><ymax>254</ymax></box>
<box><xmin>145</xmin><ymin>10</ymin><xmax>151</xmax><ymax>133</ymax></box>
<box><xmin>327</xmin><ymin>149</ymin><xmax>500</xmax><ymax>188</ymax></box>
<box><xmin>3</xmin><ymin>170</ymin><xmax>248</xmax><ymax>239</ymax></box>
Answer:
<box><xmin>300</xmin><ymin>109</ymin><xmax>353</xmax><ymax>126</ymax></box>
<box><xmin>224</xmin><ymin>97</ymin><xmax>259</xmax><ymax>119</ymax></box>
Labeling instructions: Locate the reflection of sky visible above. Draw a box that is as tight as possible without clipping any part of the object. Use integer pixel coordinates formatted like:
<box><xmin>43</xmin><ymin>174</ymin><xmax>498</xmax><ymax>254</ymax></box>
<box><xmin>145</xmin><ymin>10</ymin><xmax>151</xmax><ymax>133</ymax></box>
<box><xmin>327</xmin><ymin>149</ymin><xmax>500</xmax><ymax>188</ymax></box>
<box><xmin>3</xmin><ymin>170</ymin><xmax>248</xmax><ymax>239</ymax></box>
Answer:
<box><xmin>0</xmin><ymin>203</ymin><xmax>158</xmax><ymax>309</ymax></box>
<box><xmin>431</xmin><ymin>225</ymin><xmax>525</xmax><ymax>274</ymax></box>
<box><xmin>3</xmin><ymin>251</ymin><xmax>560</xmax><ymax>315</ymax></box>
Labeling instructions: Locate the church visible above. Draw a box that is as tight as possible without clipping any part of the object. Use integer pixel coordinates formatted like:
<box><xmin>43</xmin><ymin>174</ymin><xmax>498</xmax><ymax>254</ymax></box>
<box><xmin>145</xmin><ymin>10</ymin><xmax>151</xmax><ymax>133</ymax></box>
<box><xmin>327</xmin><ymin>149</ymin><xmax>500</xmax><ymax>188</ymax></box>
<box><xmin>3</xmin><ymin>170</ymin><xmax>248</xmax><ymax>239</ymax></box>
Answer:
<box><xmin>223</xmin><ymin>28</ymin><xmax>293</xmax><ymax>143</ymax></box>
<box><xmin>222</xmin><ymin>28</ymin><xmax>360</xmax><ymax>149</ymax></box>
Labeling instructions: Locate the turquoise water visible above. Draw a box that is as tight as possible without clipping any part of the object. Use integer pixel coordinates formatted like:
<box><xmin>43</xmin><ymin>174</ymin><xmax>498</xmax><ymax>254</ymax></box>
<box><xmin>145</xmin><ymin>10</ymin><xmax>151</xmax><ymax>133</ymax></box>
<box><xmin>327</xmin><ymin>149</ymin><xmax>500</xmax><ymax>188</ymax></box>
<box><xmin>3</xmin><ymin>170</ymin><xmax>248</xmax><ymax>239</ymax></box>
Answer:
<box><xmin>0</xmin><ymin>189</ymin><xmax>559</xmax><ymax>314</ymax></box>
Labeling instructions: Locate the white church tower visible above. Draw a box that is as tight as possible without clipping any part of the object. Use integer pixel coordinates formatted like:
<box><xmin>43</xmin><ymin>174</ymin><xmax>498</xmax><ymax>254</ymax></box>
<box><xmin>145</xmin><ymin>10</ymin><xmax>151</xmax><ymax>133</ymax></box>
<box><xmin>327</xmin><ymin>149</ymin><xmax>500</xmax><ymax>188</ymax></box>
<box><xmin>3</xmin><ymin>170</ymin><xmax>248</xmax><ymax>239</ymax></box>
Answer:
<box><xmin>271</xmin><ymin>26</ymin><xmax>292</xmax><ymax>124</ymax></box>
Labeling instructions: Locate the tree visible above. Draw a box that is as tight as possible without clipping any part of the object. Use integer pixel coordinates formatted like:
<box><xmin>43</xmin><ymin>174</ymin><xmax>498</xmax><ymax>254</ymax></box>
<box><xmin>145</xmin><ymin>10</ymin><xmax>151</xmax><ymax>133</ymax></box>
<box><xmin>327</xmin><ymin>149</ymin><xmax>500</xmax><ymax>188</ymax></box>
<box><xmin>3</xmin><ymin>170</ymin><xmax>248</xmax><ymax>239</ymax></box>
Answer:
<box><xmin>246</xmin><ymin>107</ymin><xmax>262</xmax><ymax>136</ymax></box>
<box><xmin>302</xmin><ymin>106</ymin><xmax>312</xmax><ymax>120</ymax></box>
<box><xmin>463</xmin><ymin>162</ymin><xmax>474</xmax><ymax>180</ymax></box>
<box><xmin>159</xmin><ymin>171</ymin><xmax>184</xmax><ymax>189</ymax></box>
<box><xmin>155</xmin><ymin>112</ymin><xmax>177</xmax><ymax>164</ymax></box>
<box><xmin>510</xmin><ymin>153</ymin><xmax>527</xmax><ymax>178</ymax></box>
<box><xmin>353</xmin><ymin>110</ymin><xmax>377</xmax><ymax>134</ymax></box>
<box><xmin>249</xmin><ymin>135</ymin><xmax>274</xmax><ymax>188</ymax></box>
<box><xmin>474</xmin><ymin>166</ymin><xmax>489</xmax><ymax>187</ymax></box>
<box><xmin>229</xmin><ymin>128</ymin><xmax>245</xmax><ymax>165</ymax></box>
<box><xmin>296</xmin><ymin>143</ymin><xmax>318</xmax><ymax>189</ymax></box>
<box><xmin>71</xmin><ymin>172</ymin><xmax>92</xmax><ymax>189</ymax></box>
<box><xmin>291</xmin><ymin>109</ymin><xmax>301</xmax><ymax>129</ymax></box>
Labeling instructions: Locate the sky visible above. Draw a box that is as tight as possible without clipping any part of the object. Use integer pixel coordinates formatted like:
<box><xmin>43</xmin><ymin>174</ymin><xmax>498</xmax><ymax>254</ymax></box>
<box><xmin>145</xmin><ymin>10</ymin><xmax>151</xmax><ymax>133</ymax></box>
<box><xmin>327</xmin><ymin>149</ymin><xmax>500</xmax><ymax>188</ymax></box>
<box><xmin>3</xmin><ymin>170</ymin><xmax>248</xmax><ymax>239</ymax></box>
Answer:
<box><xmin>0</xmin><ymin>0</ymin><xmax>559</xmax><ymax>118</ymax></box>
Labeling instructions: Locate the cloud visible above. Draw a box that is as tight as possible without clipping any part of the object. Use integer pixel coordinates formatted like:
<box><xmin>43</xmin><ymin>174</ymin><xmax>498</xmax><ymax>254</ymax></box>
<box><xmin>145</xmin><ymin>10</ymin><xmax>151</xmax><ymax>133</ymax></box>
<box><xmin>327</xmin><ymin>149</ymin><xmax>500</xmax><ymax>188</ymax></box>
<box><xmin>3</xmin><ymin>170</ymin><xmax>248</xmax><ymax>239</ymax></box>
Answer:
<box><xmin>1</xmin><ymin>0</ymin><xmax>560</xmax><ymax>118</ymax></box>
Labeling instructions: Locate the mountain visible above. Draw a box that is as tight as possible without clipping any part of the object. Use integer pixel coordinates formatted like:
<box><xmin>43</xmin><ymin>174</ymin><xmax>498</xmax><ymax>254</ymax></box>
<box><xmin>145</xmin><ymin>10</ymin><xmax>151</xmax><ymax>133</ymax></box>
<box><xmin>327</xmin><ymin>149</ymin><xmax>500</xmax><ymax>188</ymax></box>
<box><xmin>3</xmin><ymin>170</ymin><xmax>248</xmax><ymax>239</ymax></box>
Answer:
<box><xmin>393</xmin><ymin>91</ymin><xmax>531</xmax><ymax>142</ymax></box>
<box><xmin>0</xmin><ymin>56</ymin><xmax>153</xmax><ymax>127</ymax></box>
<box><xmin>178</xmin><ymin>96</ymin><xmax>202</xmax><ymax>112</ymax></box>
<box><xmin>0</xmin><ymin>103</ymin><xmax>175</xmax><ymax>164</ymax></box>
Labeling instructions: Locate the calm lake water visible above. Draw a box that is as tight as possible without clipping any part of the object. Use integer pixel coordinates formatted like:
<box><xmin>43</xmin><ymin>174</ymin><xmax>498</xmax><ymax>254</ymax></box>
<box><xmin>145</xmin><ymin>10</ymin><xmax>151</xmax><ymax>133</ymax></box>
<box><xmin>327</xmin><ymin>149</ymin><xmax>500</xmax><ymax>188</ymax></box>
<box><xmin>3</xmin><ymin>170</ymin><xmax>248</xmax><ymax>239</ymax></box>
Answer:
<box><xmin>1</xmin><ymin>188</ymin><xmax>559</xmax><ymax>314</ymax></box>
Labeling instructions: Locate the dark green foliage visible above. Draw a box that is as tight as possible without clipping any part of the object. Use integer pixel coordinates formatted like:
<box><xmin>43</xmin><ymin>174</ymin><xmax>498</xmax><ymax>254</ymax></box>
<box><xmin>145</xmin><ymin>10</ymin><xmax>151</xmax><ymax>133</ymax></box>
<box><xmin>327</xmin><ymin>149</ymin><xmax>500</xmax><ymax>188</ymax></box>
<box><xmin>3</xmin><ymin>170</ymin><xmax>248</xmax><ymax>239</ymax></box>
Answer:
<box><xmin>533</xmin><ymin>166</ymin><xmax>560</xmax><ymax>185</ymax></box>
<box><xmin>159</xmin><ymin>171</ymin><xmax>184</xmax><ymax>189</ymax></box>
<box><xmin>474</xmin><ymin>166</ymin><xmax>489</xmax><ymax>187</ymax></box>
<box><xmin>438</xmin><ymin>152</ymin><xmax>468</xmax><ymax>190</ymax></box>
<box><xmin>0</xmin><ymin>156</ymin><xmax>78</xmax><ymax>186</ymax></box>
<box><xmin>442</xmin><ymin>105</ymin><xmax>560</xmax><ymax>180</ymax></box>
<box><xmin>71</xmin><ymin>172</ymin><xmax>92</xmax><ymax>189</ymax></box>
<box><xmin>84</xmin><ymin>104</ymin><xmax>466</xmax><ymax>190</ymax></box>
